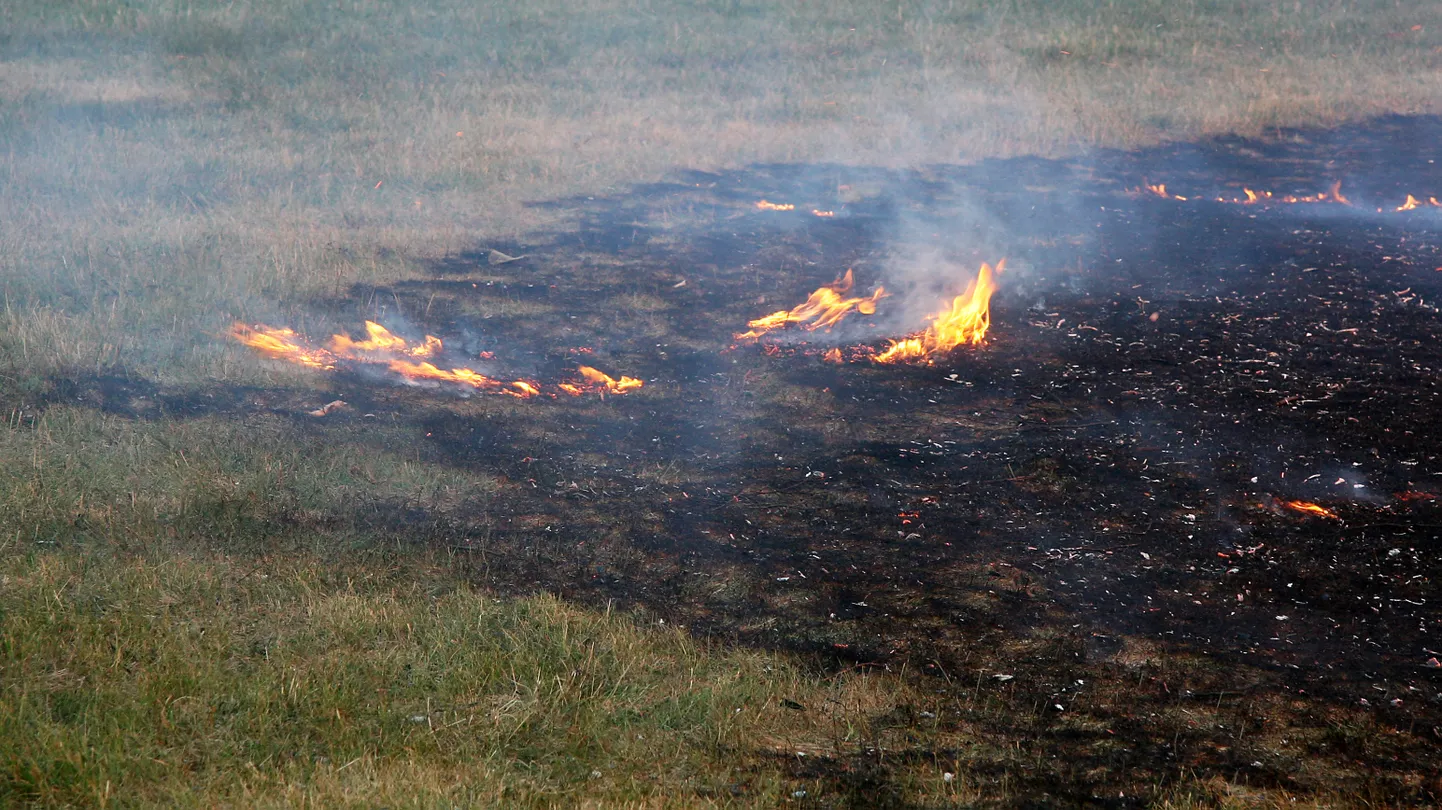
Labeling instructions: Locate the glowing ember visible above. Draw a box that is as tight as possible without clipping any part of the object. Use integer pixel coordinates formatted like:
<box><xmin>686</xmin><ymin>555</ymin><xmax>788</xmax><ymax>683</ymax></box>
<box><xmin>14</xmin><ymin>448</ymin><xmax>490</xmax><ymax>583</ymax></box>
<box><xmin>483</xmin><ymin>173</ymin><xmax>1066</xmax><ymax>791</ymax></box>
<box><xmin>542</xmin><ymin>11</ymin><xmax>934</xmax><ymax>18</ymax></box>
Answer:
<box><xmin>230</xmin><ymin>323</ymin><xmax>337</xmax><ymax>370</ymax></box>
<box><xmin>575</xmin><ymin>365</ymin><xmax>644</xmax><ymax>395</ymax></box>
<box><xmin>755</xmin><ymin>200</ymin><xmax>795</xmax><ymax>211</ymax></box>
<box><xmin>874</xmin><ymin>260</ymin><xmax>1004</xmax><ymax>364</ymax></box>
<box><xmin>735</xmin><ymin>269</ymin><xmax>887</xmax><ymax>341</ymax></box>
<box><xmin>822</xmin><ymin>347</ymin><xmax>844</xmax><ymax>363</ymax></box>
<box><xmin>1281</xmin><ymin>499</ymin><xmax>1339</xmax><ymax>519</ymax></box>
<box><xmin>812</xmin><ymin>209</ymin><xmax>835</xmax><ymax>217</ymax></box>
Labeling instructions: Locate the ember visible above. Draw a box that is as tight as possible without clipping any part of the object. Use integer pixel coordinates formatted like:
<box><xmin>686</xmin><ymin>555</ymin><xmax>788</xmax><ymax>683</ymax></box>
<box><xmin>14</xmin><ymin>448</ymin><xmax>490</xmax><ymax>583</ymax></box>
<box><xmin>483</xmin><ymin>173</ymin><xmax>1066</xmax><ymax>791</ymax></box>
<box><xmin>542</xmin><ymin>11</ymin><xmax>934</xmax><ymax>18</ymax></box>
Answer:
<box><xmin>874</xmin><ymin>260</ymin><xmax>1003</xmax><ymax>364</ymax></box>
<box><xmin>734</xmin><ymin>269</ymin><xmax>886</xmax><ymax>341</ymax></box>
<box><xmin>755</xmin><ymin>200</ymin><xmax>795</xmax><ymax>211</ymax></box>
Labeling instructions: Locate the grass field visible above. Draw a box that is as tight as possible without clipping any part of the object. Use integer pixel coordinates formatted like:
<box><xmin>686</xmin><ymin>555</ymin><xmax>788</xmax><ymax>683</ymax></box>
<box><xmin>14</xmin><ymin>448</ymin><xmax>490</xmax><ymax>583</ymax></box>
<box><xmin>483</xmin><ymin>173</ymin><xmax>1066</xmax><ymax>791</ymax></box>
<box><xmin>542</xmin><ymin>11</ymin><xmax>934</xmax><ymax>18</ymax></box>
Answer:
<box><xmin>4</xmin><ymin>1</ymin><xmax>1442</xmax><ymax>806</ymax></box>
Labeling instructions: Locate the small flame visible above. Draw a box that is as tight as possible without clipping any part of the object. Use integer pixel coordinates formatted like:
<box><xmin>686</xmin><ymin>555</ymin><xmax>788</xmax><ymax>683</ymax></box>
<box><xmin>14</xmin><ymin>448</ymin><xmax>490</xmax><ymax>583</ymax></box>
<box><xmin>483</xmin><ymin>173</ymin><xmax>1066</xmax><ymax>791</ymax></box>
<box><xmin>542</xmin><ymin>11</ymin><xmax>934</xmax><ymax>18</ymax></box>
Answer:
<box><xmin>812</xmin><ymin>209</ymin><xmax>835</xmax><ymax>217</ymax></box>
<box><xmin>1144</xmin><ymin>183</ymin><xmax>1187</xmax><ymax>201</ymax></box>
<box><xmin>330</xmin><ymin>321</ymin><xmax>442</xmax><ymax>357</ymax></box>
<box><xmin>230</xmin><ymin>323</ymin><xmax>337</xmax><ymax>370</ymax></box>
<box><xmin>875</xmin><ymin>260</ymin><xmax>1004</xmax><ymax>364</ymax></box>
<box><xmin>1281</xmin><ymin>499</ymin><xmax>1338</xmax><ymax>519</ymax></box>
<box><xmin>575</xmin><ymin>365</ymin><xmax>644</xmax><ymax>395</ymax></box>
<box><xmin>821</xmin><ymin>347</ymin><xmax>843</xmax><ymax>363</ymax></box>
<box><xmin>756</xmin><ymin>200</ymin><xmax>795</xmax><ymax>211</ymax></box>
<box><xmin>1146</xmin><ymin>180</ymin><xmax>1442</xmax><ymax>210</ymax></box>
<box><xmin>736</xmin><ymin>269</ymin><xmax>887</xmax><ymax>341</ymax></box>
<box><xmin>387</xmin><ymin>359</ymin><xmax>540</xmax><ymax>397</ymax></box>
<box><xmin>232</xmin><ymin>321</ymin><xmax>642</xmax><ymax>398</ymax></box>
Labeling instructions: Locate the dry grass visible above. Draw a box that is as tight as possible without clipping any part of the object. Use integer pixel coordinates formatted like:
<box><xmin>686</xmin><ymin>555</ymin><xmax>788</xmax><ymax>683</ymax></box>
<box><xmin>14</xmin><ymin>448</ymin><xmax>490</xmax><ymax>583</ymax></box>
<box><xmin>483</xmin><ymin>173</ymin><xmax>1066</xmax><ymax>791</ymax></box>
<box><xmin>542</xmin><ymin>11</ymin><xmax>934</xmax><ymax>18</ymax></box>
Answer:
<box><xmin>2</xmin><ymin>1</ymin><xmax>1441</xmax><ymax>381</ymax></box>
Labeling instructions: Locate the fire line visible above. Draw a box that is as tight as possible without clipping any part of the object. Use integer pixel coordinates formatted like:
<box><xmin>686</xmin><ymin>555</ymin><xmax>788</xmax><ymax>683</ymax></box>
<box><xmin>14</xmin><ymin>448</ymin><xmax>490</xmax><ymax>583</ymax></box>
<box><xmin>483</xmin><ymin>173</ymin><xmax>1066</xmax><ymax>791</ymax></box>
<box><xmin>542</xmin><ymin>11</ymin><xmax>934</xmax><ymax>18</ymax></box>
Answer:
<box><xmin>1139</xmin><ymin>180</ymin><xmax>1438</xmax><ymax>211</ymax></box>
<box><xmin>231</xmin><ymin>321</ymin><xmax>643</xmax><ymax>399</ymax></box>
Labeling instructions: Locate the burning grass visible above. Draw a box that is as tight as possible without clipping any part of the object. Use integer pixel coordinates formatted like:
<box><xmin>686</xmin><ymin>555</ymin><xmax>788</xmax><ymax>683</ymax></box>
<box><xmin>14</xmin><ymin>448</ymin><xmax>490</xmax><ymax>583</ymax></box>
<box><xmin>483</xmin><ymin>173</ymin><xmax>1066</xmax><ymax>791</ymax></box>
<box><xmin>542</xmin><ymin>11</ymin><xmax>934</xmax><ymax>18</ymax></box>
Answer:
<box><xmin>230</xmin><ymin>320</ymin><xmax>642</xmax><ymax>399</ymax></box>
<box><xmin>6</xmin><ymin>1</ymin><xmax>1442</xmax><ymax>806</ymax></box>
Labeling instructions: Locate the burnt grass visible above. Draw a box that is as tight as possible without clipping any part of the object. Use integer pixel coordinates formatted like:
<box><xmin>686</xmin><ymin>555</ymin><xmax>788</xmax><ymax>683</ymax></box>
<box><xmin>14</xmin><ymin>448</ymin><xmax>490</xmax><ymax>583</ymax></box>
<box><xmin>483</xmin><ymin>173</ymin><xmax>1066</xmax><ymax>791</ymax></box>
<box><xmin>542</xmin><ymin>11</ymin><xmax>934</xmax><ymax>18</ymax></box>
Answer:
<box><xmin>26</xmin><ymin>115</ymin><xmax>1442</xmax><ymax>805</ymax></box>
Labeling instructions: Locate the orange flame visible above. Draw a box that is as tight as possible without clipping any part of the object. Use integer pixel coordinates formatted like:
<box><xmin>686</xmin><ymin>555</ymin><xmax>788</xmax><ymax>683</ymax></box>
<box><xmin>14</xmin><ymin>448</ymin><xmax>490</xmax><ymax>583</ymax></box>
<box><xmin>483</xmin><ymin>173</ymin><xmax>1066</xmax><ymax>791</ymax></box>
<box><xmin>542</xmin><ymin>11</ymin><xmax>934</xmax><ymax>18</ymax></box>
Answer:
<box><xmin>812</xmin><ymin>209</ymin><xmax>835</xmax><ymax>217</ymax></box>
<box><xmin>1281</xmin><ymin>499</ymin><xmax>1338</xmax><ymax>519</ymax></box>
<box><xmin>874</xmin><ymin>260</ymin><xmax>1003</xmax><ymax>364</ymax></box>
<box><xmin>1145</xmin><ymin>180</ymin><xmax>1442</xmax><ymax>209</ymax></box>
<box><xmin>736</xmin><ymin>269</ymin><xmax>887</xmax><ymax>341</ymax></box>
<box><xmin>575</xmin><ymin>366</ymin><xmax>644</xmax><ymax>395</ymax></box>
<box><xmin>230</xmin><ymin>323</ymin><xmax>337</xmax><ymax>370</ymax></box>
<box><xmin>1144</xmin><ymin>183</ymin><xmax>1187</xmax><ymax>201</ymax></box>
<box><xmin>385</xmin><ymin>359</ymin><xmax>540</xmax><ymax>397</ymax></box>
<box><xmin>232</xmin><ymin>321</ymin><xmax>642</xmax><ymax>398</ymax></box>
<box><xmin>330</xmin><ymin>321</ymin><xmax>442</xmax><ymax>357</ymax></box>
<box><xmin>821</xmin><ymin>347</ymin><xmax>844</xmax><ymax>363</ymax></box>
<box><xmin>756</xmin><ymin>200</ymin><xmax>795</xmax><ymax>211</ymax></box>
<box><xmin>1219</xmin><ymin>184</ymin><xmax>1352</xmax><ymax>205</ymax></box>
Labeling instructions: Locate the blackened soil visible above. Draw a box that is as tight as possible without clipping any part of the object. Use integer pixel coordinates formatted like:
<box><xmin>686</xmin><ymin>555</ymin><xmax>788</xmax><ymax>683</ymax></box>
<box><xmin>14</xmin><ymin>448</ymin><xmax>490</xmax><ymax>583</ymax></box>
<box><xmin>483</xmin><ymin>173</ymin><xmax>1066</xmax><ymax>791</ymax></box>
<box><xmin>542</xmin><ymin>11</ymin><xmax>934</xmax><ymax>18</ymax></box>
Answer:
<box><xmin>32</xmin><ymin>114</ymin><xmax>1442</xmax><ymax>806</ymax></box>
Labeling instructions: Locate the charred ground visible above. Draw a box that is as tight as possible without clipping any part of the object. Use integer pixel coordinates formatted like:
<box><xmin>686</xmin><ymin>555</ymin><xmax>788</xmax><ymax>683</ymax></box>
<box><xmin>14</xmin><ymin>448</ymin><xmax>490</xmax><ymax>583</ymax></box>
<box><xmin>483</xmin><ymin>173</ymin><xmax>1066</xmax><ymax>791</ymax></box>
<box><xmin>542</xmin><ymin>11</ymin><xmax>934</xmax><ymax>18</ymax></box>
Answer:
<box><xmin>21</xmin><ymin>115</ymin><xmax>1442</xmax><ymax>805</ymax></box>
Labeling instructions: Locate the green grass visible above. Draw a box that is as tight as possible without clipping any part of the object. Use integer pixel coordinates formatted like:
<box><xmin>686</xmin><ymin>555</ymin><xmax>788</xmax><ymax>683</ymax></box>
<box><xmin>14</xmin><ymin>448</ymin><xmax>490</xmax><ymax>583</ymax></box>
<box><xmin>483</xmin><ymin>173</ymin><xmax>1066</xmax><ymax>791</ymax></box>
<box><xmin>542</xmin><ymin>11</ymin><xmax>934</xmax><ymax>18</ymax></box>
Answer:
<box><xmin>0</xmin><ymin>546</ymin><xmax>885</xmax><ymax>807</ymax></box>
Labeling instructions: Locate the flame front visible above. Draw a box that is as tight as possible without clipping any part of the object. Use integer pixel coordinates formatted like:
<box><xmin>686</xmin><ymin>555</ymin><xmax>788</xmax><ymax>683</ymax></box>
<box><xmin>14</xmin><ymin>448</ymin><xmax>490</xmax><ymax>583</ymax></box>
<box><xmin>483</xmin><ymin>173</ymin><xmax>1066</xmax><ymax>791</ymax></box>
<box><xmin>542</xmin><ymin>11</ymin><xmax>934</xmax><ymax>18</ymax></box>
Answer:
<box><xmin>1140</xmin><ymin>180</ymin><xmax>1442</xmax><ymax>211</ymax></box>
<box><xmin>1281</xmin><ymin>499</ymin><xmax>1338</xmax><ymax>519</ymax></box>
<box><xmin>230</xmin><ymin>324</ymin><xmax>337</xmax><ymax>370</ymax></box>
<box><xmin>231</xmin><ymin>321</ymin><xmax>641</xmax><ymax>399</ymax></box>
<box><xmin>386</xmin><ymin>359</ymin><xmax>540</xmax><ymax>397</ymax></box>
<box><xmin>1145</xmin><ymin>183</ymin><xmax>1187</xmax><ymax>201</ymax></box>
<box><xmin>874</xmin><ymin>260</ymin><xmax>1003</xmax><ymax>364</ymax></box>
<box><xmin>756</xmin><ymin>200</ymin><xmax>795</xmax><ymax>211</ymax></box>
<box><xmin>330</xmin><ymin>321</ymin><xmax>442</xmax><ymax>357</ymax></box>
<box><xmin>736</xmin><ymin>269</ymin><xmax>887</xmax><ymax>341</ymax></box>
<box><xmin>571</xmin><ymin>366</ymin><xmax>644</xmax><ymax>395</ymax></box>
